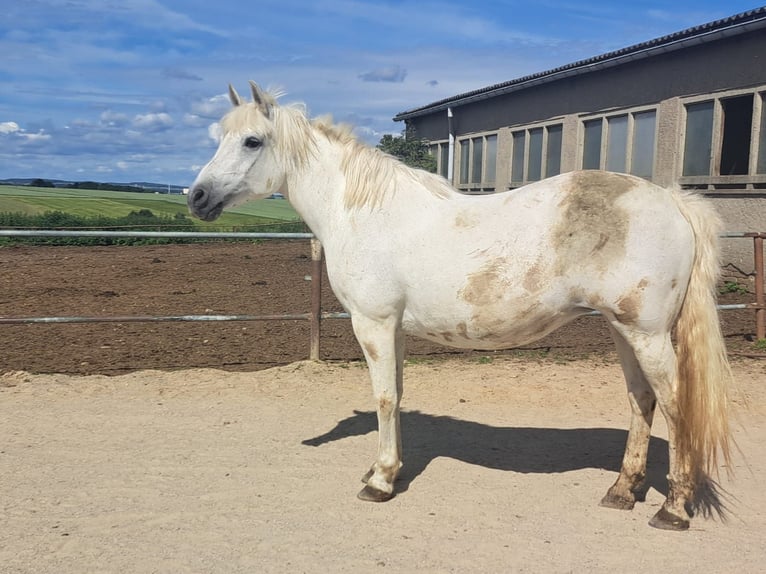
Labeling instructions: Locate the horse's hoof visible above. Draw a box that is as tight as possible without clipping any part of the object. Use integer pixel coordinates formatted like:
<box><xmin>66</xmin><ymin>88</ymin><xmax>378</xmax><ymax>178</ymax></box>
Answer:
<box><xmin>599</xmin><ymin>492</ymin><xmax>635</xmax><ymax>510</ymax></box>
<box><xmin>648</xmin><ymin>508</ymin><xmax>690</xmax><ymax>531</ymax></box>
<box><xmin>357</xmin><ymin>484</ymin><xmax>394</xmax><ymax>503</ymax></box>
<box><xmin>361</xmin><ymin>469</ymin><xmax>374</xmax><ymax>484</ymax></box>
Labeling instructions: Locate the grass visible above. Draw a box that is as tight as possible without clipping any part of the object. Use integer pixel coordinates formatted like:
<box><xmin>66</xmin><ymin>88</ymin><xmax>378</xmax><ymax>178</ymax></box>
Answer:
<box><xmin>404</xmin><ymin>357</ymin><xmax>435</xmax><ymax>367</ymax></box>
<box><xmin>719</xmin><ymin>281</ymin><xmax>749</xmax><ymax>295</ymax></box>
<box><xmin>0</xmin><ymin>185</ymin><xmax>302</xmax><ymax>228</ymax></box>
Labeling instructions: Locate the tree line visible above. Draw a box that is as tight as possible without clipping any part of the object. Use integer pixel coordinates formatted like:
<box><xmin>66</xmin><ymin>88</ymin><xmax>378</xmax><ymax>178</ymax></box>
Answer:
<box><xmin>26</xmin><ymin>179</ymin><xmax>156</xmax><ymax>193</ymax></box>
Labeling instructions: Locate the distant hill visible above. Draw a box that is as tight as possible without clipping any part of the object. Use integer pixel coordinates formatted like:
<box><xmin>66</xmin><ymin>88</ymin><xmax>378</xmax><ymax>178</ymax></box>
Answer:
<box><xmin>0</xmin><ymin>178</ymin><xmax>187</xmax><ymax>194</ymax></box>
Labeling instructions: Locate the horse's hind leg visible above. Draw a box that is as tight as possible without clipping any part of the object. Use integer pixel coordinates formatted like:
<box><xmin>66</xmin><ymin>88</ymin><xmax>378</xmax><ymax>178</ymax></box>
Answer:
<box><xmin>600</xmin><ymin>325</ymin><xmax>656</xmax><ymax>510</ymax></box>
<box><xmin>351</xmin><ymin>314</ymin><xmax>405</xmax><ymax>502</ymax></box>
<box><xmin>610</xmin><ymin>327</ymin><xmax>693</xmax><ymax>530</ymax></box>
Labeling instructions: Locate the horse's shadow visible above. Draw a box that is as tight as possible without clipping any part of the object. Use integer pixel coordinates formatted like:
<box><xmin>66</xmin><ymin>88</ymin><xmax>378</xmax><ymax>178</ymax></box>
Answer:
<box><xmin>302</xmin><ymin>409</ymin><xmax>670</xmax><ymax>498</ymax></box>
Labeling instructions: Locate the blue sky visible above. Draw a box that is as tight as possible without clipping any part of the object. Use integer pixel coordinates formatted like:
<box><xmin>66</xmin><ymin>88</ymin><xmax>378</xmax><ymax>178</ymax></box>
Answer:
<box><xmin>0</xmin><ymin>1</ymin><xmax>761</xmax><ymax>186</ymax></box>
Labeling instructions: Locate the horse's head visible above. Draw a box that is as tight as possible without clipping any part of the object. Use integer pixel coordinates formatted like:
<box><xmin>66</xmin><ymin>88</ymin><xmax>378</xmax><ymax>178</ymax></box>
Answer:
<box><xmin>188</xmin><ymin>81</ymin><xmax>286</xmax><ymax>222</ymax></box>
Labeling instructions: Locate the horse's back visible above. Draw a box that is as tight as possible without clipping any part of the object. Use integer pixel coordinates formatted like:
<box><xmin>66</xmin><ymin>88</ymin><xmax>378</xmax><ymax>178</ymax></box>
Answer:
<box><xmin>417</xmin><ymin>170</ymin><xmax>694</xmax><ymax>285</ymax></box>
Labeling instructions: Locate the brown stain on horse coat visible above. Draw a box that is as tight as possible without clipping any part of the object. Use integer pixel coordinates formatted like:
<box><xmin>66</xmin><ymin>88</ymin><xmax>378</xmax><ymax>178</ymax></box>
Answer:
<box><xmin>616</xmin><ymin>278</ymin><xmax>650</xmax><ymax>323</ymax></box>
<box><xmin>523</xmin><ymin>261</ymin><xmax>545</xmax><ymax>293</ymax></box>
<box><xmin>363</xmin><ymin>342</ymin><xmax>379</xmax><ymax>362</ymax></box>
<box><xmin>456</xmin><ymin>260</ymin><xmax>508</xmax><ymax>342</ymax></box>
<box><xmin>459</xmin><ymin>258</ymin><xmax>545</xmax><ymax>343</ymax></box>
<box><xmin>552</xmin><ymin>171</ymin><xmax>636</xmax><ymax>276</ymax></box>
<box><xmin>460</xmin><ymin>258</ymin><xmax>507</xmax><ymax>308</ymax></box>
<box><xmin>454</xmin><ymin>211</ymin><xmax>479</xmax><ymax>229</ymax></box>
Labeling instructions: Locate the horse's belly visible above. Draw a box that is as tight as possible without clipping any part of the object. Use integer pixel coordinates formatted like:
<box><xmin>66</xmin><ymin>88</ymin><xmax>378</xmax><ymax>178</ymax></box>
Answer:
<box><xmin>403</xmin><ymin>306</ymin><xmax>580</xmax><ymax>350</ymax></box>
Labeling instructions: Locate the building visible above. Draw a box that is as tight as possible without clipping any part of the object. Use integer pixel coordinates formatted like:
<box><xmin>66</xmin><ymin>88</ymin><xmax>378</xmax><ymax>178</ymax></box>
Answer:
<box><xmin>394</xmin><ymin>7</ymin><xmax>766</xmax><ymax>273</ymax></box>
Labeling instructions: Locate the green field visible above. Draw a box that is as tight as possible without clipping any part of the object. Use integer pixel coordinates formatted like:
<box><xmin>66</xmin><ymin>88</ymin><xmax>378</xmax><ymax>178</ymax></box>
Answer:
<box><xmin>0</xmin><ymin>185</ymin><xmax>301</xmax><ymax>229</ymax></box>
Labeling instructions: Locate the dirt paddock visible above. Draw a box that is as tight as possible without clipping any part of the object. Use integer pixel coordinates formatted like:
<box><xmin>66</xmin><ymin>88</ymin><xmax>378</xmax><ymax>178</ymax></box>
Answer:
<box><xmin>1</xmin><ymin>243</ymin><xmax>765</xmax><ymax>572</ymax></box>
<box><xmin>1</xmin><ymin>359</ymin><xmax>765</xmax><ymax>573</ymax></box>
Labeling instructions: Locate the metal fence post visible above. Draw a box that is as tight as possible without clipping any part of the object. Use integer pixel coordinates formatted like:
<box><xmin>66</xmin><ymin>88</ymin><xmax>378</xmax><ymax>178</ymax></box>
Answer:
<box><xmin>309</xmin><ymin>238</ymin><xmax>324</xmax><ymax>360</ymax></box>
<box><xmin>754</xmin><ymin>234</ymin><xmax>765</xmax><ymax>340</ymax></box>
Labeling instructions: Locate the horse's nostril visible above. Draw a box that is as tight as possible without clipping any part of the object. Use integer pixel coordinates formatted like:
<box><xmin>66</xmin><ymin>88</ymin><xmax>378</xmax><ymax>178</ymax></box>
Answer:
<box><xmin>191</xmin><ymin>187</ymin><xmax>207</xmax><ymax>207</ymax></box>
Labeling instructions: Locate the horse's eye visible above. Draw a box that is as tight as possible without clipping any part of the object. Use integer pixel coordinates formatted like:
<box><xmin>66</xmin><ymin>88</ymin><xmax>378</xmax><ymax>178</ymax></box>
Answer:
<box><xmin>244</xmin><ymin>136</ymin><xmax>262</xmax><ymax>149</ymax></box>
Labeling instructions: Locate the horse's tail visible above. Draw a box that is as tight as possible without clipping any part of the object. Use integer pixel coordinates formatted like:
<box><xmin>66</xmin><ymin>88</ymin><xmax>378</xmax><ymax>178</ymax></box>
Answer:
<box><xmin>672</xmin><ymin>190</ymin><xmax>733</xmax><ymax>483</ymax></box>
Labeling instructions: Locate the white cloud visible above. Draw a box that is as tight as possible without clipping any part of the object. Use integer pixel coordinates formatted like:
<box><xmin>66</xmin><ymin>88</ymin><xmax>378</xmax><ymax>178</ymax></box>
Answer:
<box><xmin>19</xmin><ymin>131</ymin><xmax>51</xmax><ymax>142</ymax></box>
<box><xmin>207</xmin><ymin>122</ymin><xmax>222</xmax><ymax>142</ymax></box>
<box><xmin>182</xmin><ymin>113</ymin><xmax>207</xmax><ymax>127</ymax></box>
<box><xmin>100</xmin><ymin>110</ymin><xmax>129</xmax><ymax>126</ymax></box>
<box><xmin>148</xmin><ymin>100</ymin><xmax>168</xmax><ymax>112</ymax></box>
<box><xmin>190</xmin><ymin>94</ymin><xmax>231</xmax><ymax>119</ymax></box>
<box><xmin>0</xmin><ymin>121</ymin><xmax>20</xmax><ymax>134</ymax></box>
<box><xmin>5</xmin><ymin>124</ymin><xmax>53</xmax><ymax>143</ymax></box>
<box><xmin>132</xmin><ymin>112</ymin><xmax>173</xmax><ymax>130</ymax></box>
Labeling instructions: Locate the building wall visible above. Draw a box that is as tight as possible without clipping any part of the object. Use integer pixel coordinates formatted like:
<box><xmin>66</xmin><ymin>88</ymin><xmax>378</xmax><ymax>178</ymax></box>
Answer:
<box><xmin>711</xmin><ymin>197</ymin><xmax>765</xmax><ymax>277</ymax></box>
<box><xmin>409</xmin><ymin>29</ymin><xmax>766</xmax><ymax>142</ymax></box>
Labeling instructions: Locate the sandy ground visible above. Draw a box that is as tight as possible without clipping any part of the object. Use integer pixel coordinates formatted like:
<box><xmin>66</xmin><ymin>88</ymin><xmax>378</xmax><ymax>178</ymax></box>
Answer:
<box><xmin>1</xmin><ymin>356</ymin><xmax>765</xmax><ymax>574</ymax></box>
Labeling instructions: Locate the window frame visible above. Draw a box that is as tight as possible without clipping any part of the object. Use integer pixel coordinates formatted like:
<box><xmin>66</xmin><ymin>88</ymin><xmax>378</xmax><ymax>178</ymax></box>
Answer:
<box><xmin>428</xmin><ymin>141</ymin><xmax>450</xmax><ymax>179</ymax></box>
<box><xmin>578</xmin><ymin>105</ymin><xmax>658</xmax><ymax>179</ymax></box>
<box><xmin>508</xmin><ymin>120</ymin><xmax>564</xmax><ymax>188</ymax></box>
<box><xmin>678</xmin><ymin>87</ymin><xmax>766</xmax><ymax>190</ymax></box>
<box><xmin>456</xmin><ymin>132</ymin><xmax>499</xmax><ymax>192</ymax></box>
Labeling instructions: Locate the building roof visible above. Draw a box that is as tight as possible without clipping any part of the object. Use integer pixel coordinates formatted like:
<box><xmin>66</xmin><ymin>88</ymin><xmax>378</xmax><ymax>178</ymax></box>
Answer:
<box><xmin>394</xmin><ymin>7</ymin><xmax>766</xmax><ymax>122</ymax></box>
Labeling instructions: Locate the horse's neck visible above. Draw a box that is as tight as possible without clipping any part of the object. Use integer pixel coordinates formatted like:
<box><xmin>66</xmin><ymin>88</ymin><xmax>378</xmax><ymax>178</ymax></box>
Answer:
<box><xmin>284</xmin><ymin>137</ymin><xmax>349</xmax><ymax>245</ymax></box>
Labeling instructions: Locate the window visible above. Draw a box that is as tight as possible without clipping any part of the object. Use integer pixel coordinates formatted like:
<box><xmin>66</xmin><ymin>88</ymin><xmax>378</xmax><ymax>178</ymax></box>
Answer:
<box><xmin>528</xmin><ymin>128</ymin><xmax>543</xmax><ymax>181</ymax></box>
<box><xmin>606</xmin><ymin>115</ymin><xmax>628</xmax><ymax>172</ymax></box>
<box><xmin>545</xmin><ymin>125</ymin><xmax>563</xmax><ymax>178</ymax></box>
<box><xmin>510</xmin><ymin>123</ymin><xmax>563</xmax><ymax>186</ymax></box>
<box><xmin>581</xmin><ymin>108</ymin><xmax>657</xmax><ymax>178</ymax></box>
<box><xmin>631</xmin><ymin>110</ymin><xmax>656</xmax><ymax>179</ymax></box>
<box><xmin>428</xmin><ymin>142</ymin><xmax>450</xmax><ymax>179</ymax></box>
<box><xmin>440</xmin><ymin>144</ymin><xmax>449</xmax><ymax>178</ymax></box>
<box><xmin>471</xmin><ymin>137</ymin><xmax>483</xmax><ymax>184</ymax></box>
<box><xmin>759</xmin><ymin>97</ymin><xmax>766</xmax><ymax>174</ymax></box>
<box><xmin>680</xmin><ymin>91</ymin><xmax>766</xmax><ymax>187</ymax></box>
<box><xmin>459</xmin><ymin>140</ymin><xmax>470</xmax><ymax>184</ymax></box>
<box><xmin>457</xmin><ymin>133</ymin><xmax>498</xmax><ymax>189</ymax></box>
<box><xmin>511</xmin><ymin>131</ymin><xmax>526</xmax><ymax>182</ymax></box>
<box><xmin>582</xmin><ymin>119</ymin><xmax>602</xmax><ymax>170</ymax></box>
<box><xmin>485</xmin><ymin>135</ymin><xmax>497</xmax><ymax>184</ymax></box>
<box><xmin>720</xmin><ymin>95</ymin><xmax>753</xmax><ymax>176</ymax></box>
<box><xmin>682</xmin><ymin>101</ymin><xmax>714</xmax><ymax>176</ymax></box>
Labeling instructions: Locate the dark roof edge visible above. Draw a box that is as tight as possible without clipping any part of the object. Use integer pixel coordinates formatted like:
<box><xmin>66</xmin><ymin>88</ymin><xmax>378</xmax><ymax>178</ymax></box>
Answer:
<box><xmin>394</xmin><ymin>7</ymin><xmax>766</xmax><ymax>122</ymax></box>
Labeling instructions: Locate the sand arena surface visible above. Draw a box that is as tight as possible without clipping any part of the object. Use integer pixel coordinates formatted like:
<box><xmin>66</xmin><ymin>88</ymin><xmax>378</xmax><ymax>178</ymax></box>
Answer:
<box><xmin>1</xmin><ymin>357</ymin><xmax>765</xmax><ymax>573</ymax></box>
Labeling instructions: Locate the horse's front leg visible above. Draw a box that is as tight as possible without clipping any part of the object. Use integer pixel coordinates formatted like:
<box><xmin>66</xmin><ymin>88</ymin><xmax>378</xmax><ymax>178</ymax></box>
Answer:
<box><xmin>351</xmin><ymin>314</ymin><xmax>405</xmax><ymax>502</ymax></box>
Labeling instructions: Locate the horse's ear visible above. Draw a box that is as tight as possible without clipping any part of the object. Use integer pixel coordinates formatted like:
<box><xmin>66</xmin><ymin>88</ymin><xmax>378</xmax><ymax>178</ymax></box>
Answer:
<box><xmin>228</xmin><ymin>84</ymin><xmax>243</xmax><ymax>107</ymax></box>
<box><xmin>249</xmin><ymin>80</ymin><xmax>273</xmax><ymax>119</ymax></box>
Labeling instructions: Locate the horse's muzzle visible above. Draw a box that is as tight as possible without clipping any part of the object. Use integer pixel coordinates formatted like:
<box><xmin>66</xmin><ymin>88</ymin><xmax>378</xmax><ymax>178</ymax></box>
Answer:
<box><xmin>188</xmin><ymin>186</ymin><xmax>224</xmax><ymax>221</ymax></box>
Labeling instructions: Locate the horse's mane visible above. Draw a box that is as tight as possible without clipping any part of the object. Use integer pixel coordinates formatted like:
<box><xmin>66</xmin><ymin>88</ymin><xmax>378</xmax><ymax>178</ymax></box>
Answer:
<box><xmin>312</xmin><ymin>118</ymin><xmax>453</xmax><ymax>210</ymax></box>
<box><xmin>259</xmin><ymin>95</ymin><xmax>454</xmax><ymax>210</ymax></box>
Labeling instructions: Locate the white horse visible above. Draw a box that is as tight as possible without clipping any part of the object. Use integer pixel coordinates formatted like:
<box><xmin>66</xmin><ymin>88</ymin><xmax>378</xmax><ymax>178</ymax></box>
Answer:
<box><xmin>188</xmin><ymin>82</ymin><xmax>734</xmax><ymax>530</ymax></box>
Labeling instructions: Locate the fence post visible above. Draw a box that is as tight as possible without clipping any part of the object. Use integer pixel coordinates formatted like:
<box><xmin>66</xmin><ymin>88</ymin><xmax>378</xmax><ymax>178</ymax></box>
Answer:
<box><xmin>754</xmin><ymin>234</ymin><xmax>765</xmax><ymax>341</ymax></box>
<box><xmin>309</xmin><ymin>238</ymin><xmax>324</xmax><ymax>360</ymax></box>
